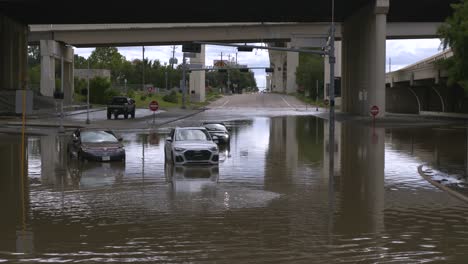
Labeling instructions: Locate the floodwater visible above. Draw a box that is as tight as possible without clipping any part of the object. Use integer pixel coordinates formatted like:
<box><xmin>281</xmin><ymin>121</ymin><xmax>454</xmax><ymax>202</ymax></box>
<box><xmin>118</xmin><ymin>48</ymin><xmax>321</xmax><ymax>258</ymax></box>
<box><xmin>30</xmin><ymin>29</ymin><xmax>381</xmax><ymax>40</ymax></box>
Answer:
<box><xmin>1</xmin><ymin>115</ymin><xmax>468</xmax><ymax>263</ymax></box>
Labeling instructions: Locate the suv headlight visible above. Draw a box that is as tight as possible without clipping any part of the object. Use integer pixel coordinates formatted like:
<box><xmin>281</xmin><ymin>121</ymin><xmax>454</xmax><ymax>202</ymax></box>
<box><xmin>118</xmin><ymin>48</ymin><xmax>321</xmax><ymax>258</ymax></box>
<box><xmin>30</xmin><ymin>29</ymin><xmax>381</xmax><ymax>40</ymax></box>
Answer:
<box><xmin>209</xmin><ymin>146</ymin><xmax>218</xmax><ymax>152</ymax></box>
<box><xmin>174</xmin><ymin>147</ymin><xmax>186</xmax><ymax>152</ymax></box>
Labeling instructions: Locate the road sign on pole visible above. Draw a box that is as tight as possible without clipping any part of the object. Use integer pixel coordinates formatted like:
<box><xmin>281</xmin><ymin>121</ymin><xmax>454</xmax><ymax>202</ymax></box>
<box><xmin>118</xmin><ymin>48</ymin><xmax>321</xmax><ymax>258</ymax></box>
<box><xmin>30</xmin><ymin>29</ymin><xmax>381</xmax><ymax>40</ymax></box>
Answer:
<box><xmin>149</xmin><ymin>100</ymin><xmax>159</xmax><ymax>111</ymax></box>
<box><xmin>149</xmin><ymin>100</ymin><xmax>159</xmax><ymax>127</ymax></box>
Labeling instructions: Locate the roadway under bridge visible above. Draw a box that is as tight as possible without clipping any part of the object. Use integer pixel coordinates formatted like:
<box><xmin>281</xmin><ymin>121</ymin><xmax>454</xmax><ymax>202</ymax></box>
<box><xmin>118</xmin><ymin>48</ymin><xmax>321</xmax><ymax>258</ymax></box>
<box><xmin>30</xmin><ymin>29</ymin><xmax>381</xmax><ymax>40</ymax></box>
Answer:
<box><xmin>0</xmin><ymin>0</ymin><xmax>458</xmax><ymax>117</ymax></box>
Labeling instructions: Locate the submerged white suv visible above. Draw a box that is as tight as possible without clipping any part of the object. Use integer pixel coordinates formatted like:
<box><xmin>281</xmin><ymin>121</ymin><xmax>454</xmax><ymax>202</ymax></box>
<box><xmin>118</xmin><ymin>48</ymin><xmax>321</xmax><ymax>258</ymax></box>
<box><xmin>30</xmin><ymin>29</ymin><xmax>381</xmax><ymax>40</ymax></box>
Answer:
<box><xmin>164</xmin><ymin>127</ymin><xmax>219</xmax><ymax>165</ymax></box>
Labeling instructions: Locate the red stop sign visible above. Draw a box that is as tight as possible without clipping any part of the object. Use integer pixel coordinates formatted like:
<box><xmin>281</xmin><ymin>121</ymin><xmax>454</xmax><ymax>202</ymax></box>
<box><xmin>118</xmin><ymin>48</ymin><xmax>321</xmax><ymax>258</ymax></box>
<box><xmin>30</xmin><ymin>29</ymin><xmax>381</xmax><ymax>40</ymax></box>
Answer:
<box><xmin>149</xmin><ymin>100</ymin><xmax>159</xmax><ymax>111</ymax></box>
<box><xmin>370</xmin><ymin>105</ymin><xmax>379</xmax><ymax>116</ymax></box>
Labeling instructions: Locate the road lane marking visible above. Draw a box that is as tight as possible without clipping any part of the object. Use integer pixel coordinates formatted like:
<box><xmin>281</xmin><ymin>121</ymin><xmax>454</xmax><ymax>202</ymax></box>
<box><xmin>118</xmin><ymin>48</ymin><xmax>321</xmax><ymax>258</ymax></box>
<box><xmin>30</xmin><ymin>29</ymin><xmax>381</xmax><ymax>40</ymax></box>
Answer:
<box><xmin>281</xmin><ymin>97</ymin><xmax>294</xmax><ymax>108</ymax></box>
<box><xmin>217</xmin><ymin>99</ymin><xmax>230</xmax><ymax>108</ymax></box>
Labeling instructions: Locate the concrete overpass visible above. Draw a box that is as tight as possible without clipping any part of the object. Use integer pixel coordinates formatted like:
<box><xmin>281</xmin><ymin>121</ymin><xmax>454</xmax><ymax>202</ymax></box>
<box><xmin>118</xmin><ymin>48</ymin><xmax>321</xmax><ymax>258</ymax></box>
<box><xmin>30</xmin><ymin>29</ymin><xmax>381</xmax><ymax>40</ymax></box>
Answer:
<box><xmin>385</xmin><ymin>49</ymin><xmax>461</xmax><ymax>115</ymax></box>
<box><xmin>28</xmin><ymin>22</ymin><xmax>442</xmax><ymax>47</ymax></box>
<box><xmin>27</xmin><ymin>22</ymin><xmax>443</xmax><ymax>104</ymax></box>
<box><xmin>0</xmin><ymin>0</ymin><xmax>458</xmax><ymax>116</ymax></box>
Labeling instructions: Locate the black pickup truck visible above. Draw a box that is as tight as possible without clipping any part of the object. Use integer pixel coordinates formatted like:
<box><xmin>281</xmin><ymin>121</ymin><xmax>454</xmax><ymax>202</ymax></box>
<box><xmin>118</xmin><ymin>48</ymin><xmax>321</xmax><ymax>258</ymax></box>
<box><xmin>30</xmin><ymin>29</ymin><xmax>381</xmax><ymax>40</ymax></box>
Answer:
<box><xmin>107</xmin><ymin>96</ymin><xmax>136</xmax><ymax>119</ymax></box>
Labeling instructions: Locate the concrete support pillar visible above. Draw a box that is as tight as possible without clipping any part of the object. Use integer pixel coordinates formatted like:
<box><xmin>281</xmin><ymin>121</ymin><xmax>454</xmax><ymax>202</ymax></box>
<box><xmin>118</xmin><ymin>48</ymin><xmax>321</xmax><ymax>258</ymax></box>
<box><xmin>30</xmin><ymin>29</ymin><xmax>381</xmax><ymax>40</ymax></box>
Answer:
<box><xmin>189</xmin><ymin>45</ymin><xmax>206</xmax><ymax>102</ymax></box>
<box><xmin>0</xmin><ymin>15</ymin><xmax>28</xmax><ymax>91</ymax></box>
<box><xmin>40</xmin><ymin>40</ymin><xmax>74</xmax><ymax>103</ymax></box>
<box><xmin>40</xmin><ymin>40</ymin><xmax>56</xmax><ymax>97</ymax></box>
<box><xmin>342</xmin><ymin>0</ymin><xmax>389</xmax><ymax>117</ymax></box>
<box><xmin>286</xmin><ymin>43</ymin><xmax>298</xmax><ymax>94</ymax></box>
<box><xmin>268</xmin><ymin>48</ymin><xmax>287</xmax><ymax>93</ymax></box>
<box><xmin>63</xmin><ymin>47</ymin><xmax>74</xmax><ymax>104</ymax></box>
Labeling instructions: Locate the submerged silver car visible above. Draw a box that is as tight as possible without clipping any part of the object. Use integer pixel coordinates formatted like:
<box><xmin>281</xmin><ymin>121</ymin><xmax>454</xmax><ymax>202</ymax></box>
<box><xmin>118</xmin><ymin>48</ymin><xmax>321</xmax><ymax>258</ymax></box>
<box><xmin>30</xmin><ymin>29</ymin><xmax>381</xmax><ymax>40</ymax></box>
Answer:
<box><xmin>164</xmin><ymin>127</ymin><xmax>219</xmax><ymax>165</ymax></box>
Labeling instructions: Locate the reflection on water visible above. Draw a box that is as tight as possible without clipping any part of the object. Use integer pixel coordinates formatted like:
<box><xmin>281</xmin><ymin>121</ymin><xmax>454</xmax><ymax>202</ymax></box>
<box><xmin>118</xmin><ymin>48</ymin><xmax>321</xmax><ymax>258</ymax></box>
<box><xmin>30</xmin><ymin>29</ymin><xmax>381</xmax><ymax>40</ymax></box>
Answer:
<box><xmin>0</xmin><ymin>116</ymin><xmax>468</xmax><ymax>262</ymax></box>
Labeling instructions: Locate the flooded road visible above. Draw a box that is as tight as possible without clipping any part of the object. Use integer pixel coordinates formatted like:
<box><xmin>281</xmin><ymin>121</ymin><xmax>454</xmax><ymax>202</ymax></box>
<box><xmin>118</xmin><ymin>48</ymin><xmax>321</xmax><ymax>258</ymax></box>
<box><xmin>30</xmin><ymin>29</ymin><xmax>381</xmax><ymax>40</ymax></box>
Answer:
<box><xmin>1</xmin><ymin>112</ymin><xmax>468</xmax><ymax>263</ymax></box>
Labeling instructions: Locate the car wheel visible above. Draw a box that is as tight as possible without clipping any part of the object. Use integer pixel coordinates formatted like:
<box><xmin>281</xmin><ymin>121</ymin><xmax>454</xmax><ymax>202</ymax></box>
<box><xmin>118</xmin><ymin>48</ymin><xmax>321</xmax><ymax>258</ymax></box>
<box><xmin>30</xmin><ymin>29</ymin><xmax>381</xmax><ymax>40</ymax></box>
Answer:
<box><xmin>107</xmin><ymin>112</ymin><xmax>111</xmax><ymax>119</ymax></box>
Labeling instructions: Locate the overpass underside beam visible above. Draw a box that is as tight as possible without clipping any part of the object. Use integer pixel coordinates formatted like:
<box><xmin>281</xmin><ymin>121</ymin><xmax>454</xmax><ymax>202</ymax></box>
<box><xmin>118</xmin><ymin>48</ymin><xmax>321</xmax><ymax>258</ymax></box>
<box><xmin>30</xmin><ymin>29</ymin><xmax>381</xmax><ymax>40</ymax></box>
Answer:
<box><xmin>0</xmin><ymin>15</ymin><xmax>28</xmax><ymax>92</ymax></box>
<box><xmin>342</xmin><ymin>0</ymin><xmax>389</xmax><ymax>117</ymax></box>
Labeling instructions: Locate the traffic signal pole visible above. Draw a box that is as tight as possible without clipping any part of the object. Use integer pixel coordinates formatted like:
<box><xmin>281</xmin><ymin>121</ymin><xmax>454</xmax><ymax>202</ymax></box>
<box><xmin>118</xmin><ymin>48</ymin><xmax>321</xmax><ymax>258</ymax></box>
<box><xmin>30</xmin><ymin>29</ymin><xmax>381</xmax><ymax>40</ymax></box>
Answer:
<box><xmin>182</xmin><ymin>52</ymin><xmax>187</xmax><ymax>109</ymax></box>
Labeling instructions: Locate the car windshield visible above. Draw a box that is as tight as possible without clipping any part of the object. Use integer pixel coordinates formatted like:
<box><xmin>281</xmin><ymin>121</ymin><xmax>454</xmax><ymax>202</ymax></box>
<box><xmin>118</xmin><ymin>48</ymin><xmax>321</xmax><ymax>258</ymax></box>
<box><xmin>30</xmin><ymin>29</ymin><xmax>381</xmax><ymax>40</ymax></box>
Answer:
<box><xmin>175</xmin><ymin>129</ymin><xmax>211</xmax><ymax>141</ymax></box>
<box><xmin>81</xmin><ymin>131</ymin><xmax>119</xmax><ymax>143</ymax></box>
<box><xmin>111</xmin><ymin>97</ymin><xmax>127</xmax><ymax>104</ymax></box>
<box><xmin>204</xmin><ymin>124</ymin><xmax>227</xmax><ymax>132</ymax></box>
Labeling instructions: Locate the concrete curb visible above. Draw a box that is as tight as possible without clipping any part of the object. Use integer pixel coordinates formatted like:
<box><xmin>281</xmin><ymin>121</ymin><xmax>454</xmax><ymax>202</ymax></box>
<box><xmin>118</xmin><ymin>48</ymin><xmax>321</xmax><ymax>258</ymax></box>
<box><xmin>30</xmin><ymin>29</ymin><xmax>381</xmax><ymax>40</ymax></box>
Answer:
<box><xmin>418</xmin><ymin>165</ymin><xmax>468</xmax><ymax>203</ymax></box>
<box><xmin>1</xmin><ymin>108</ymin><xmax>207</xmax><ymax>132</ymax></box>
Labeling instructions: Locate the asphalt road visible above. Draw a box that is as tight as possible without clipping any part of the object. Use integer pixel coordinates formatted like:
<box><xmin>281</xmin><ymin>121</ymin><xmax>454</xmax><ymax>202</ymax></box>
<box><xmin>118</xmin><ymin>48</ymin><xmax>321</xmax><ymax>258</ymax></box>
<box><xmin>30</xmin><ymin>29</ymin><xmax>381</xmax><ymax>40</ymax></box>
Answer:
<box><xmin>208</xmin><ymin>93</ymin><xmax>309</xmax><ymax>109</ymax></box>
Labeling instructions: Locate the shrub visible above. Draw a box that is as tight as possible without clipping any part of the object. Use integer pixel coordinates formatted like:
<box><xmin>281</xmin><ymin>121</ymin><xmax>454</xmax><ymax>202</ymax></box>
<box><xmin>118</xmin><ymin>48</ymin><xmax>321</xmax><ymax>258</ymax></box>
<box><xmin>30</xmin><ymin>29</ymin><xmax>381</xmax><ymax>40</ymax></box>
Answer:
<box><xmin>126</xmin><ymin>89</ymin><xmax>135</xmax><ymax>99</ymax></box>
<box><xmin>89</xmin><ymin>77</ymin><xmax>111</xmax><ymax>104</ymax></box>
<box><xmin>163</xmin><ymin>90</ymin><xmax>178</xmax><ymax>103</ymax></box>
<box><xmin>104</xmin><ymin>88</ymin><xmax>120</xmax><ymax>99</ymax></box>
<box><xmin>140</xmin><ymin>94</ymin><xmax>147</xmax><ymax>101</ymax></box>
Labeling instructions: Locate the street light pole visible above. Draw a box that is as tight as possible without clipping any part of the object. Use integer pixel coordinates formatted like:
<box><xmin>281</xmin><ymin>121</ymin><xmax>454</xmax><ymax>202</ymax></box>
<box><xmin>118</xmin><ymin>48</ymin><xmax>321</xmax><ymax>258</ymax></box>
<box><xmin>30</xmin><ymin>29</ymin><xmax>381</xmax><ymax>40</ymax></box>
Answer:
<box><xmin>86</xmin><ymin>60</ymin><xmax>90</xmax><ymax>124</ymax></box>
<box><xmin>59</xmin><ymin>56</ymin><xmax>65</xmax><ymax>133</ymax></box>
<box><xmin>142</xmin><ymin>46</ymin><xmax>145</xmax><ymax>91</ymax></box>
<box><xmin>182</xmin><ymin>52</ymin><xmax>187</xmax><ymax>109</ymax></box>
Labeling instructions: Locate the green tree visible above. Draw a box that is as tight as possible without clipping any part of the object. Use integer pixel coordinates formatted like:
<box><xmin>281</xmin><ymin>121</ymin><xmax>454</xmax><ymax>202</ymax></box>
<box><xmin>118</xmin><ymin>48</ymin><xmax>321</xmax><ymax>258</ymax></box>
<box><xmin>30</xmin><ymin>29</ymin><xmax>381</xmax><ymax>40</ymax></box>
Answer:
<box><xmin>88</xmin><ymin>47</ymin><xmax>126</xmax><ymax>81</ymax></box>
<box><xmin>27</xmin><ymin>45</ymin><xmax>40</xmax><ymax>67</ymax></box>
<box><xmin>74</xmin><ymin>54</ymin><xmax>88</xmax><ymax>69</ymax></box>
<box><xmin>438</xmin><ymin>0</ymin><xmax>468</xmax><ymax>90</ymax></box>
<box><xmin>296</xmin><ymin>53</ymin><xmax>324</xmax><ymax>98</ymax></box>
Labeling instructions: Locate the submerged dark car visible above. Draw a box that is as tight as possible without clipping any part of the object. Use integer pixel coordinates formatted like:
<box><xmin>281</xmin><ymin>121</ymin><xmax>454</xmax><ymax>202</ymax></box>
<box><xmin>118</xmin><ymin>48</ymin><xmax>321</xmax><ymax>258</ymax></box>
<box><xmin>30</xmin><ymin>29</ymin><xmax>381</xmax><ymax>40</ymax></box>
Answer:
<box><xmin>68</xmin><ymin>129</ymin><xmax>126</xmax><ymax>162</ymax></box>
<box><xmin>202</xmin><ymin>122</ymin><xmax>230</xmax><ymax>145</ymax></box>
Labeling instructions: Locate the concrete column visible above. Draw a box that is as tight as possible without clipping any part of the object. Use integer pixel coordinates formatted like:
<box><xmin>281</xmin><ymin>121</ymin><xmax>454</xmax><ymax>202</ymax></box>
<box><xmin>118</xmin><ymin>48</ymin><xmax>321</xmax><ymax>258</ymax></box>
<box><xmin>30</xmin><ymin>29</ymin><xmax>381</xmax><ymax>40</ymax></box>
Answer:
<box><xmin>342</xmin><ymin>0</ymin><xmax>389</xmax><ymax>116</ymax></box>
<box><xmin>189</xmin><ymin>45</ymin><xmax>206</xmax><ymax>102</ymax></box>
<box><xmin>63</xmin><ymin>46</ymin><xmax>74</xmax><ymax>104</ymax></box>
<box><xmin>40</xmin><ymin>40</ymin><xmax>74</xmax><ymax>101</ymax></box>
<box><xmin>40</xmin><ymin>40</ymin><xmax>56</xmax><ymax>97</ymax></box>
<box><xmin>0</xmin><ymin>15</ymin><xmax>28</xmax><ymax>91</ymax></box>
<box><xmin>286</xmin><ymin>43</ymin><xmax>298</xmax><ymax>94</ymax></box>
<box><xmin>268</xmin><ymin>48</ymin><xmax>287</xmax><ymax>93</ymax></box>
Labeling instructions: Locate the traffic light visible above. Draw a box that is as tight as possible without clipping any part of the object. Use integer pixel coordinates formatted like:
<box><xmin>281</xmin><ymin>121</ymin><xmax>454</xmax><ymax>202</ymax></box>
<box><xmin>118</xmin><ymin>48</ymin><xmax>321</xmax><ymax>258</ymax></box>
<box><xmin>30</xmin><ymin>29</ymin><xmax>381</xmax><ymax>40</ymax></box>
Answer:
<box><xmin>182</xmin><ymin>43</ymin><xmax>201</xmax><ymax>53</ymax></box>
<box><xmin>265</xmin><ymin>67</ymin><xmax>274</xmax><ymax>73</ymax></box>
<box><xmin>239</xmin><ymin>68</ymin><xmax>249</xmax><ymax>73</ymax></box>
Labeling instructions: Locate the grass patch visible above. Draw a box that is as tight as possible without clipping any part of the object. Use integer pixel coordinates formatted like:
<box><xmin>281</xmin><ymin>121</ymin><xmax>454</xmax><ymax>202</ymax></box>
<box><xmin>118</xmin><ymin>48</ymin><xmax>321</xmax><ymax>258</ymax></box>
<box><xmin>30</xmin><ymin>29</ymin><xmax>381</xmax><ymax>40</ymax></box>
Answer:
<box><xmin>294</xmin><ymin>92</ymin><xmax>325</xmax><ymax>107</ymax></box>
<box><xmin>132</xmin><ymin>90</ymin><xmax>223</xmax><ymax>109</ymax></box>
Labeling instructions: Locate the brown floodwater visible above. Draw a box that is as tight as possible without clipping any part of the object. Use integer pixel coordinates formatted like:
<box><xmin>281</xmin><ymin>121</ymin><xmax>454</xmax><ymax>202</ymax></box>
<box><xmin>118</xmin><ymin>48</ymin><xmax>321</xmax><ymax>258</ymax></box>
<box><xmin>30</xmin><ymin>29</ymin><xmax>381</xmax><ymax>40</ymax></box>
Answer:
<box><xmin>1</xmin><ymin>115</ymin><xmax>468</xmax><ymax>263</ymax></box>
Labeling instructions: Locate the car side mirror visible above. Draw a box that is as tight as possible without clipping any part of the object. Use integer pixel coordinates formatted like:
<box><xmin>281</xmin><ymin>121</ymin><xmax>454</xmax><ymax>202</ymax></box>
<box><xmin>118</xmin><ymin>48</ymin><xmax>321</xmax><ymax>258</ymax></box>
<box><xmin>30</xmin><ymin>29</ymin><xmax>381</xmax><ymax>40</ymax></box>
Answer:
<box><xmin>166</xmin><ymin>137</ymin><xmax>172</xmax><ymax>142</ymax></box>
<box><xmin>118</xmin><ymin>137</ymin><xmax>123</xmax><ymax>142</ymax></box>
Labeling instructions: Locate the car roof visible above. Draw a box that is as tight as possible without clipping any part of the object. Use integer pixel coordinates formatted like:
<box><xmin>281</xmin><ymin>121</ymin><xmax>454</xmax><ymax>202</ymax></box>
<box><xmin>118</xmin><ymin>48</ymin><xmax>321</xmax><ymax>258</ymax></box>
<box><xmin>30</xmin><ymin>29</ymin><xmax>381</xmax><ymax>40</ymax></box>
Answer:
<box><xmin>202</xmin><ymin>121</ymin><xmax>226</xmax><ymax>125</ymax></box>
<box><xmin>175</xmin><ymin>126</ymin><xmax>207</xmax><ymax>130</ymax></box>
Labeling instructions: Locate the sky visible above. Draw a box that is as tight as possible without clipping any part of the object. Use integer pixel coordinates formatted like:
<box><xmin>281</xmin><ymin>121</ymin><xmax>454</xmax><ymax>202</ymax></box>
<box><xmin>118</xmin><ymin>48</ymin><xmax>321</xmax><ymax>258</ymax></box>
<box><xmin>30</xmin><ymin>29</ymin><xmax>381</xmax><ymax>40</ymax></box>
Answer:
<box><xmin>74</xmin><ymin>39</ymin><xmax>444</xmax><ymax>89</ymax></box>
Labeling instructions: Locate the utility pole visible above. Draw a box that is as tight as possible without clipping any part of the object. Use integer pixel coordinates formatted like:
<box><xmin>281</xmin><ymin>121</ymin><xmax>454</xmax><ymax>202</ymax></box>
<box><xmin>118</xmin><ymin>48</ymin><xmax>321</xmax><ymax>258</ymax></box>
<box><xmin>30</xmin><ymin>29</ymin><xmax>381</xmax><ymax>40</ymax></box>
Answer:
<box><xmin>182</xmin><ymin>52</ymin><xmax>187</xmax><ymax>109</ymax></box>
<box><xmin>86</xmin><ymin>60</ymin><xmax>90</xmax><ymax>124</ymax></box>
<box><xmin>142</xmin><ymin>46</ymin><xmax>145</xmax><ymax>91</ymax></box>
<box><xmin>171</xmin><ymin>46</ymin><xmax>176</xmax><ymax>69</ymax></box>
<box><xmin>59</xmin><ymin>56</ymin><xmax>64</xmax><ymax>133</ymax></box>
<box><xmin>328</xmin><ymin>0</ymin><xmax>336</xmax><ymax>225</ymax></box>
